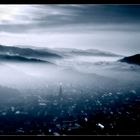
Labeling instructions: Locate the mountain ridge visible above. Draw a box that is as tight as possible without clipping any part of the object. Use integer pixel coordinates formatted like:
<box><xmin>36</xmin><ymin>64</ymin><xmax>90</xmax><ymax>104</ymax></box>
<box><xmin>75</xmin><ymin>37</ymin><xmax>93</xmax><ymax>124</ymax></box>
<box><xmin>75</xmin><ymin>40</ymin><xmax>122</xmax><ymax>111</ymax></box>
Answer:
<box><xmin>0</xmin><ymin>54</ymin><xmax>53</xmax><ymax>64</ymax></box>
<box><xmin>0</xmin><ymin>44</ymin><xmax>62</xmax><ymax>59</ymax></box>
<box><xmin>52</xmin><ymin>47</ymin><xmax>122</xmax><ymax>57</ymax></box>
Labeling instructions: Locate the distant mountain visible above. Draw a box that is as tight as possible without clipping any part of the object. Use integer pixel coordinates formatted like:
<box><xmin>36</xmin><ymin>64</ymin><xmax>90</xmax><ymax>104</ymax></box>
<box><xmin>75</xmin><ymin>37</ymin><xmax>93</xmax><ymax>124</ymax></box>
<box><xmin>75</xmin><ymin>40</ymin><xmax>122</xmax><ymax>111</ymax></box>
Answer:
<box><xmin>53</xmin><ymin>48</ymin><xmax>121</xmax><ymax>57</ymax></box>
<box><xmin>0</xmin><ymin>54</ymin><xmax>53</xmax><ymax>64</ymax></box>
<box><xmin>0</xmin><ymin>45</ymin><xmax>62</xmax><ymax>58</ymax></box>
<box><xmin>120</xmin><ymin>54</ymin><xmax>140</xmax><ymax>65</ymax></box>
<box><xmin>85</xmin><ymin>49</ymin><xmax>122</xmax><ymax>57</ymax></box>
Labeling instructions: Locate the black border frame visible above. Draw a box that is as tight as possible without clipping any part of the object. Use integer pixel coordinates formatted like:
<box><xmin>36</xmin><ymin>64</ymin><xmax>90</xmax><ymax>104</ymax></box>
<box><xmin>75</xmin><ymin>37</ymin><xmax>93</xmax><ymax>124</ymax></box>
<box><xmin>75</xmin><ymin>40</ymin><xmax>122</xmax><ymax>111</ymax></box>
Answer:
<box><xmin>0</xmin><ymin>1</ymin><xmax>139</xmax><ymax>138</ymax></box>
<box><xmin>0</xmin><ymin>0</ymin><xmax>140</xmax><ymax>4</ymax></box>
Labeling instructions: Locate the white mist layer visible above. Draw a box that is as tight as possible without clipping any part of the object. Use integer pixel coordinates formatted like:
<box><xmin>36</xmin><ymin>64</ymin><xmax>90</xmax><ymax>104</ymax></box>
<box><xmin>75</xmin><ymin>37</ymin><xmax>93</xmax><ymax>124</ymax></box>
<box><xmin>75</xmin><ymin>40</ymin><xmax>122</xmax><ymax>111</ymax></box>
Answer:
<box><xmin>0</xmin><ymin>55</ymin><xmax>140</xmax><ymax>97</ymax></box>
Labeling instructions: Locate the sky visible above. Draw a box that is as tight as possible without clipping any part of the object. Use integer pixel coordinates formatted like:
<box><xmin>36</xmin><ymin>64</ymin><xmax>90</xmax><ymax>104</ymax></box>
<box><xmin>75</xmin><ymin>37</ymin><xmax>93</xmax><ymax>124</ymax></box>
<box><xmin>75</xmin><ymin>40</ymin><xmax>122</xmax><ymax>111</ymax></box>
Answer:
<box><xmin>0</xmin><ymin>4</ymin><xmax>140</xmax><ymax>55</ymax></box>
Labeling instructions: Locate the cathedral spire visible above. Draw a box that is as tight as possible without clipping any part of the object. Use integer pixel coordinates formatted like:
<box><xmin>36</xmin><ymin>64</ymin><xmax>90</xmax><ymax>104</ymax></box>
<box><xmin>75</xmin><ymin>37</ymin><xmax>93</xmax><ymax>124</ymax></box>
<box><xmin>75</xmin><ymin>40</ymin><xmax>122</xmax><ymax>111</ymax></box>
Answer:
<box><xmin>59</xmin><ymin>82</ymin><xmax>63</xmax><ymax>98</ymax></box>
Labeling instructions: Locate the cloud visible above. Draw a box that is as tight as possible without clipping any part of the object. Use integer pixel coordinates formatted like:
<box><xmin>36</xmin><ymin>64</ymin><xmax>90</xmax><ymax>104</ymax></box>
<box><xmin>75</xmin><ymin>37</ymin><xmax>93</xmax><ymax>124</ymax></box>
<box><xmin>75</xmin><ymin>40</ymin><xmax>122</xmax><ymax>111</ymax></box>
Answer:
<box><xmin>1</xmin><ymin>4</ymin><xmax>140</xmax><ymax>56</ymax></box>
<box><xmin>0</xmin><ymin>5</ymin><xmax>140</xmax><ymax>33</ymax></box>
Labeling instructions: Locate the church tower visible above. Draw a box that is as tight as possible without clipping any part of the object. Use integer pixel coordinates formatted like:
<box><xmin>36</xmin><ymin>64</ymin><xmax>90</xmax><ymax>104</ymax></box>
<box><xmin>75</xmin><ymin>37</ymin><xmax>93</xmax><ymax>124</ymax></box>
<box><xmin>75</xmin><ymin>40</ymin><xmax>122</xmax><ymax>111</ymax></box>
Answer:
<box><xmin>59</xmin><ymin>83</ymin><xmax>63</xmax><ymax>98</ymax></box>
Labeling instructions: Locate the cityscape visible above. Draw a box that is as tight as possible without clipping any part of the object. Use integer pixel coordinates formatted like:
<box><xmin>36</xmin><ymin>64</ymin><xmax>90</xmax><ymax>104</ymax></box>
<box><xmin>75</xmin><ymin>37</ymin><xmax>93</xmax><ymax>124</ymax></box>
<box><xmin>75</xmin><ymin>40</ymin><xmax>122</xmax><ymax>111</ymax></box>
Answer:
<box><xmin>0</xmin><ymin>5</ymin><xmax>140</xmax><ymax>135</ymax></box>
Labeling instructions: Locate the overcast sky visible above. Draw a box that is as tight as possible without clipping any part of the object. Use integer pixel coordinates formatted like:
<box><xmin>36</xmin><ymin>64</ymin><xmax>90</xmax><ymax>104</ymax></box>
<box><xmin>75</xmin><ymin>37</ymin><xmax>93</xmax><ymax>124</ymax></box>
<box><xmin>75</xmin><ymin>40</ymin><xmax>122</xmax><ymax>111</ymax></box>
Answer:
<box><xmin>0</xmin><ymin>4</ymin><xmax>140</xmax><ymax>55</ymax></box>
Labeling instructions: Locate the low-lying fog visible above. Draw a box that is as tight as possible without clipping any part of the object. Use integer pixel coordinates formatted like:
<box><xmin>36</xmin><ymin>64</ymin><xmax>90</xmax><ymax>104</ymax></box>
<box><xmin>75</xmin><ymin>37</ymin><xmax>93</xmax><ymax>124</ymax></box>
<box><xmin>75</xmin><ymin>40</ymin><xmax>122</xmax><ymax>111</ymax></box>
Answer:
<box><xmin>0</xmin><ymin>53</ymin><xmax>140</xmax><ymax>96</ymax></box>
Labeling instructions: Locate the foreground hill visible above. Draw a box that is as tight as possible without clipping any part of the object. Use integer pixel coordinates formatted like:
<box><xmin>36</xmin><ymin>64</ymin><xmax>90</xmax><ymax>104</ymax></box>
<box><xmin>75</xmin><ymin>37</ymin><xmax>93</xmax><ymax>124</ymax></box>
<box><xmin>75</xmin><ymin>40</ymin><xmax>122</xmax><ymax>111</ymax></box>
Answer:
<box><xmin>120</xmin><ymin>54</ymin><xmax>140</xmax><ymax>66</ymax></box>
